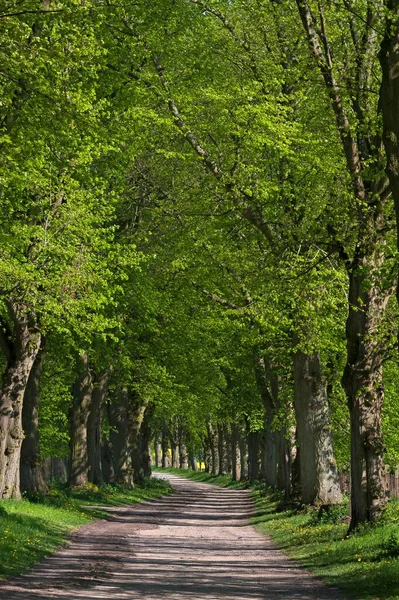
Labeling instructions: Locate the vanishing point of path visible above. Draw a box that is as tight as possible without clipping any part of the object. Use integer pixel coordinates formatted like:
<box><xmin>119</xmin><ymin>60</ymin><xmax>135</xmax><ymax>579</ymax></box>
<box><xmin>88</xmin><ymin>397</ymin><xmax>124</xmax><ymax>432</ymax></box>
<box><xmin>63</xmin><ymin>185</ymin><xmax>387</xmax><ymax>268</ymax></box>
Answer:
<box><xmin>0</xmin><ymin>474</ymin><xmax>351</xmax><ymax>600</ymax></box>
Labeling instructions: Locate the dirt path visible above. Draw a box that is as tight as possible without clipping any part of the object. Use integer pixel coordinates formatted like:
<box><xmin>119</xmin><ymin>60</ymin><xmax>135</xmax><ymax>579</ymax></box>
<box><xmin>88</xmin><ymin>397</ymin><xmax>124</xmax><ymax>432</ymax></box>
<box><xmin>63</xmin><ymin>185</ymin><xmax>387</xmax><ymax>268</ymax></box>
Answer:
<box><xmin>0</xmin><ymin>473</ymin><xmax>351</xmax><ymax>599</ymax></box>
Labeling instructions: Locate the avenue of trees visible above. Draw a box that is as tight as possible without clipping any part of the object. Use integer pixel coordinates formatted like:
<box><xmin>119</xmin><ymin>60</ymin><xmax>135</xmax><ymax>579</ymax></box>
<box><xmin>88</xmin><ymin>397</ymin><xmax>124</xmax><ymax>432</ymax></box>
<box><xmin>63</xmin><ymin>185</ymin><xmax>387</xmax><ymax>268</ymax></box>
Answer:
<box><xmin>2</xmin><ymin>0</ymin><xmax>399</xmax><ymax>531</ymax></box>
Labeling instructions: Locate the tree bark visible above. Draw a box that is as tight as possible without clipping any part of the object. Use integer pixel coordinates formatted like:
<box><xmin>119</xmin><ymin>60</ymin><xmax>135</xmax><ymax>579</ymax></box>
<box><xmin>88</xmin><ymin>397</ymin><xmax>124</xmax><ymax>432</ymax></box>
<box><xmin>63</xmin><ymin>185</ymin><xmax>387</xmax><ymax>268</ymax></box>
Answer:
<box><xmin>132</xmin><ymin>404</ymin><xmax>152</xmax><ymax>483</ymax></box>
<box><xmin>239</xmin><ymin>433</ymin><xmax>248</xmax><ymax>481</ymax></box>
<box><xmin>68</xmin><ymin>354</ymin><xmax>93</xmax><ymax>488</ymax></box>
<box><xmin>154</xmin><ymin>438</ymin><xmax>162</xmax><ymax>468</ymax></box>
<box><xmin>87</xmin><ymin>368</ymin><xmax>109</xmax><ymax>486</ymax></box>
<box><xmin>101</xmin><ymin>430</ymin><xmax>115</xmax><ymax>484</ymax></box>
<box><xmin>247</xmin><ymin>429</ymin><xmax>261</xmax><ymax>482</ymax></box>
<box><xmin>293</xmin><ymin>348</ymin><xmax>342</xmax><ymax>505</ymax></box>
<box><xmin>109</xmin><ymin>387</ymin><xmax>134</xmax><ymax>488</ymax></box>
<box><xmin>161</xmin><ymin>428</ymin><xmax>169</xmax><ymax>468</ymax></box>
<box><xmin>170</xmin><ymin>426</ymin><xmax>179</xmax><ymax>469</ymax></box>
<box><xmin>207</xmin><ymin>422</ymin><xmax>219</xmax><ymax>475</ymax></box>
<box><xmin>342</xmin><ymin>257</ymin><xmax>390</xmax><ymax>527</ymax></box>
<box><xmin>231</xmin><ymin>422</ymin><xmax>241</xmax><ymax>482</ymax></box>
<box><xmin>20</xmin><ymin>337</ymin><xmax>48</xmax><ymax>495</ymax></box>
<box><xmin>217</xmin><ymin>423</ymin><xmax>226</xmax><ymax>475</ymax></box>
<box><xmin>0</xmin><ymin>303</ymin><xmax>41</xmax><ymax>498</ymax></box>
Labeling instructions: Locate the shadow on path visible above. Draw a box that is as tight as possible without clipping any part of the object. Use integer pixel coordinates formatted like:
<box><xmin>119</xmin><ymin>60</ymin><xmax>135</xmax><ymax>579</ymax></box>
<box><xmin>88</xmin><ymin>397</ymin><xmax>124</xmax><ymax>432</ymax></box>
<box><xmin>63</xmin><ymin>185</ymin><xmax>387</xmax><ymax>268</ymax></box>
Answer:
<box><xmin>0</xmin><ymin>474</ymin><xmax>351</xmax><ymax>599</ymax></box>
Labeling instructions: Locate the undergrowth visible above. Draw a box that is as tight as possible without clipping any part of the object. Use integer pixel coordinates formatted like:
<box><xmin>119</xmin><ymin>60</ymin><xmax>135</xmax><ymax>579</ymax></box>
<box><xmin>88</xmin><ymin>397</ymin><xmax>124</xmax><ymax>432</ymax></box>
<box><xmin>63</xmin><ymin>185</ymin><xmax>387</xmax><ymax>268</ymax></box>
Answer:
<box><xmin>0</xmin><ymin>476</ymin><xmax>171</xmax><ymax>580</ymax></box>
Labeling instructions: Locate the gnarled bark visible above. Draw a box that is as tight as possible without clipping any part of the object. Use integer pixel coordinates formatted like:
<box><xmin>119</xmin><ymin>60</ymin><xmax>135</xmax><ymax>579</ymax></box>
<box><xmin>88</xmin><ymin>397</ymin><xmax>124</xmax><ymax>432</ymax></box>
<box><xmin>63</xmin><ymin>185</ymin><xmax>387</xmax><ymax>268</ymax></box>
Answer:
<box><xmin>87</xmin><ymin>368</ymin><xmax>109</xmax><ymax>486</ymax></box>
<box><xmin>20</xmin><ymin>337</ymin><xmax>48</xmax><ymax>495</ymax></box>
<box><xmin>109</xmin><ymin>387</ymin><xmax>134</xmax><ymax>488</ymax></box>
<box><xmin>342</xmin><ymin>256</ymin><xmax>390</xmax><ymax>528</ymax></box>
<box><xmin>68</xmin><ymin>354</ymin><xmax>93</xmax><ymax>488</ymax></box>
<box><xmin>207</xmin><ymin>421</ymin><xmax>219</xmax><ymax>475</ymax></box>
<box><xmin>231</xmin><ymin>422</ymin><xmax>242</xmax><ymax>482</ymax></box>
<box><xmin>294</xmin><ymin>348</ymin><xmax>342</xmax><ymax>505</ymax></box>
<box><xmin>161</xmin><ymin>428</ymin><xmax>170</xmax><ymax>468</ymax></box>
<box><xmin>154</xmin><ymin>438</ymin><xmax>162</xmax><ymax>467</ymax></box>
<box><xmin>0</xmin><ymin>303</ymin><xmax>41</xmax><ymax>498</ymax></box>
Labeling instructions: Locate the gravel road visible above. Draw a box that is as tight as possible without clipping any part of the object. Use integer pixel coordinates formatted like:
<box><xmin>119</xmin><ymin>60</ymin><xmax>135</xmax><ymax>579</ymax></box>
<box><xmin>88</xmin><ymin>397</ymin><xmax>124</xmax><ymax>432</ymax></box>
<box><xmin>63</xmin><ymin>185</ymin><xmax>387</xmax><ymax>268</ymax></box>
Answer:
<box><xmin>0</xmin><ymin>473</ymin><xmax>351</xmax><ymax>599</ymax></box>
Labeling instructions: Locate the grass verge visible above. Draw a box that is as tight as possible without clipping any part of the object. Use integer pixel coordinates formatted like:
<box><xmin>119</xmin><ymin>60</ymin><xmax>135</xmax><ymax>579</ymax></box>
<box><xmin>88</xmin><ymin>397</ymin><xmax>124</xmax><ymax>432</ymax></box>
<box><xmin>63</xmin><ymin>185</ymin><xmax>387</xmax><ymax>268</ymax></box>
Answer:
<box><xmin>155</xmin><ymin>467</ymin><xmax>399</xmax><ymax>600</ymax></box>
<box><xmin>0</xmin><ymin>477</ymin><xmax>172</xmax><ymax>580</ymax></box>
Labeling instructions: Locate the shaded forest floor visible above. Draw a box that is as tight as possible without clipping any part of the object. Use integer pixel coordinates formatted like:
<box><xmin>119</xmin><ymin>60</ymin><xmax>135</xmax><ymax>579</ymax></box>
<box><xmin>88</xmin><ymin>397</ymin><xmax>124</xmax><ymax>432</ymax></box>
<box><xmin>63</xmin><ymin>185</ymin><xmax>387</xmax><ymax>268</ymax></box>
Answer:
<box><xmin>0</xmin><ymin>477</ymin><xmax>172</xmax><ymax>580</ymax></box>
<box><xmin>156</xmin><ymin>467</ymin><xmax>399</xmax><ymax>600</ymax></box>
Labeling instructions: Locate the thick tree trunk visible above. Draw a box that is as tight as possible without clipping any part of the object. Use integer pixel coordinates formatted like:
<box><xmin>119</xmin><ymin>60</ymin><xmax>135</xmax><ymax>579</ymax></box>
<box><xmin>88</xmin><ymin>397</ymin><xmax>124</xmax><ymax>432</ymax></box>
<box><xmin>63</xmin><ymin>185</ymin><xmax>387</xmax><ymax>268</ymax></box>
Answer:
<box><xmin>207</xmin><ymin>422</ymin><xmax>219</xmax><ymax>475</ymax></box>
<box><xmin>276</xmin><ymin>430</ymin><xmax>291</xmax><ymax>497</ymax></box>
<box><xmin>231</xmin><ymin>423</ymin><xmax>241</xmax><ymax>482</ymax></box>
<box><xmin>161</xmin><ymin>428</ymin><xmax>169</xmax><ymax>468</ymax></box>
<box><xmin>189</xmin><ymin>453</ymin><xmax>198</xmax><ymax>471</ymax></box>
<box><xmin>342</xmin><ymin>264</ymin><xmax>390</xmax><ymax>528</ymax></box>
<box><xmin>217</xmin><ymin>423</ymin><xmax>225</xmax><ymax>475</ymax></box>
<box><xmin>293</xmin><ymin>348</ymin><xmax>342</xmax><ymax>505</ymax></box>
<box><xmin>130</xmin><ymin>395</ymin><xmax>149</xmax><ymax>484</ymax></box>
<box><xmin>101</xmin><ymin>432</ymin><xmax>115</xmax><ymax>484</ymax></box>
<box><xmin>203</xmin><ymin>440</ymin><xmax>211</xmax><ymax>473</ymax></box>
<box><xmin>247</xmin><ymin>430</ymin><xmax>261</xmax><ymax>482</ymax></box>
<box><xmin>109</xmin><ymin>388</ymin><xmax>134</xmax><ymax>488</ymax></box>
<box><xmin>170</xmin><ymin>435</ymin><xmax>179</xmax><ymax>468</ymax></box>
<box><xmin>178</xmin><ymin>426</ymin><xmax>188</xmax><ymax>469</ymax></box>
<box><xmin>87</xmin><ymin>368</ymin><xmax>109</xmax><ymax>486</ymax></box>
<box><xmin>225</xmin><ymin>425</ymin><xmax>232</xmax><ymax>475</ymax></box>
<box><xmin>239</xmin><ymin>434</ymin><xmax>248</xmax><ymax>481</ymax></box>
<box><xmin>20</xmin><ymin>338</ymin><xmax>48</xmax><ymax>495</ymax></box>
<box><xmin>179</xmin><ymin>443</ymin><xmax>188</xmax><ymax>469</ymax></box>
<box><xmin>68</xmin><ymin>354</ymin><xmax>93</xmax><ymax>488</ymax></box>
<box><xmin>0</xmin><ymin>305</ymin><xmax>41</xmax><ymax>499</ymax></box>
<box><xmin>154</xmin><ymin>439</ymin><xmax>162</xmax><ymax>467</ymax></box>
<box><xmin>132</xmin><ymin>405</ymin><xmax>152</xmax><ymax>483</ymax></box>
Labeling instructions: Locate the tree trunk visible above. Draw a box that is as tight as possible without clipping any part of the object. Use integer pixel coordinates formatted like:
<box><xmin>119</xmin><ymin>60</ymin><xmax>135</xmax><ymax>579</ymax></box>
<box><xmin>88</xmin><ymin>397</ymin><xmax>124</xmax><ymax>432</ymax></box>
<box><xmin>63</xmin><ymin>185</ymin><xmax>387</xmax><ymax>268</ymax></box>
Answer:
<box><xmin>154</xmin><ymin>439</ymin><xmax>162</xmax><ymax>467</ymax></box>
<box><xmin>68</xmin><ymin>354</ymin><xmax>93</xmax><ymax>488</ymax></box>
<box><xmin>170</xmin><ymin>434</ymin><xmax>179</xmax><ymax>468</ymax></box>
<box><xmin>342</xmin><ymin>263</ymin><xmax>390</xmax><ymax>528</ymax></box>
<box><xmin>276</xmin><ymin>429</ymin><xmax>291</xmax><ymax>498</ymax></box>
<box><xmin>109</xmin><ymin>387</ymin><xmax>134</xmax><ymax>488</ymax></box>
<box><xmin>101</xmin><ymin>432</ymin><xmax>115</xmax><ymax>484</ymax></box>
<box><xmin>130</xmin><ymin>394</ymin><xmax>149</xmax><ymax>485</ymax></box>
<box><xmin>239</xmin><ymin>434</ymin><xmax>248</xmax><ymax>481</ymax></box>
<box><xmin>0</xmin><ymin>304</ymin><xmax>41</xmax><ymax>499</ymax></box>
<box><xmin>178</xmin><ymin>426</ymin><xmax>189</xmax><ymax>469</ymax></box>
<box><xmin>189</xmin><ymin>453</ymin><xmax>198</xmax><ymax>471</ymax></box>
<box><xmin>132</xmin><ymin>405</ymin><xmax>152</xmax><ymax>483</ymax></box>
<box><xmin>161</xmin><ymin>428</ymin><xmax>169</xmax><ymax>468</ymax></box>
<box><xmin>231</xmin><ymin>422</ymin><xmax>241</xmax><ymax>482</ymax></box>
<box><xmin>87</xmin><ymin>368</ymin><xmax>109</xmax><ymax>486</ymax></box>
<box><xmin>247</xmin><ymin>430</ymin><xmax>261</xmax><ymax>482</ymax></box>
<box><xmin>217</xmin><ymin>423</ymin><xmax>225</xmax><ymax>475</ymax></box>
<box><xmin>203</xmin><ymin>440</ymin><xmax>211</xmax><ymax>473</ymax></box>
<box><xmin>207</xmin><ymin>422</ymin><xmax>219</xmax><ymax>475</ymax></box>
<box><xmin>20</xmin><ymin>337</ymin><xmax>48</xmax><ymax>495</ymax></box>
<box><xmin>179</xmin><ymin>443</ymin><xmax>188</xmax><ymax>469</ymax></box>
<box><xmin>293</xmin><ymin>348</ymin><xmax>342</xmax><ymax>505</ymax></box>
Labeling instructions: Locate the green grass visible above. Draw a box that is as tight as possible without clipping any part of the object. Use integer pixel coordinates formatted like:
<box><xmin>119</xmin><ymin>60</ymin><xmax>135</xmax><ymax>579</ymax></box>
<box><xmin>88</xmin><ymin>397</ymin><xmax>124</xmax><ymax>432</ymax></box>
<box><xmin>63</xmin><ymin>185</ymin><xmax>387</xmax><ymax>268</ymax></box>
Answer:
<box><xmin>253</xmin><ymin>485</ymin><xmax>399</xmax><ymax>600</ymax></box>
<box><xmin>156</xmin><ymin>467</ymin><xmax>399</xmax><ymax>600</ymax></box>
<box><xmin>0</xmin><ymin>477</ymin><xmax>172</xmax><ymax>580</ymax></box>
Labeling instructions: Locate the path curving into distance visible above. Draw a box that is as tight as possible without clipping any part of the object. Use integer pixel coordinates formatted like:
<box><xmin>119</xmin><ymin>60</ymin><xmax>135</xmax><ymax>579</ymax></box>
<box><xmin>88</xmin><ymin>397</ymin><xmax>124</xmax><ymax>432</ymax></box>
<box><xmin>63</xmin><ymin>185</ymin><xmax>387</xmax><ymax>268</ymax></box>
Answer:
<box><xmin>0</xmin><ymin>473</ymin><xmax>351</xmax><ymax>599</ymax></box>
